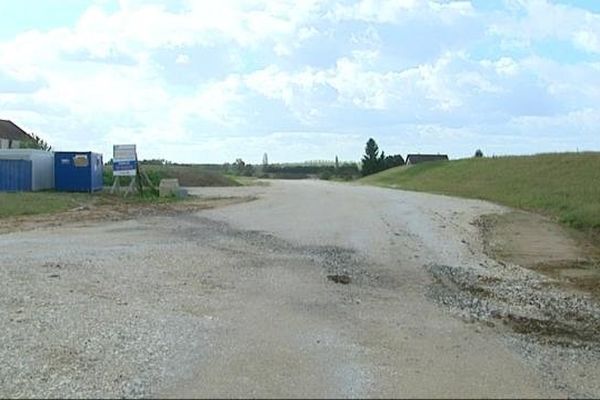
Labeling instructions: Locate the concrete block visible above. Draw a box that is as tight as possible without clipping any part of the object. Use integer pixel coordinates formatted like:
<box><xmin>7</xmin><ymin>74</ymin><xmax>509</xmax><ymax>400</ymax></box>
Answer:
<box><xmin>159</xmin><ymin>178</ymin><xmax>180</xmax><ymax>197</ymax></box>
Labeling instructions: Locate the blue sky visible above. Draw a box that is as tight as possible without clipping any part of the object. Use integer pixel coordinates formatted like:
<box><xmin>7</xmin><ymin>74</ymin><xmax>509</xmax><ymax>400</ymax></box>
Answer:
<box><xmin>0</xmin><ymin>0</ymin><xmax>599</xmax><ymax>163</ymax></box>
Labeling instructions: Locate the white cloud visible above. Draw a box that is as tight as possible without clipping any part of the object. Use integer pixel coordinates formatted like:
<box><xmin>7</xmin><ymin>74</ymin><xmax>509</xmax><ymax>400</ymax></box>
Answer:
<box><xmin>333</xmin><ymin>0</ymin><xmax>474</xmax><ymax>23</ymax></box>
<box><xmin>573</xmin><ymin>30</ymin><xmax>600</xmax><ymax>54</ymax></box>
<box><xmin>175</xmin><ymin>54</ymin><xmax>190</xmax><ymax>65</ymax></box>
<box><xmin>0</xmin><ymin>0</ymin><xmax>599</xmax><ymax>163</ymax></box>
<box><xmin>480</xmin><ymin>57</ymin><xmax>519</xmax><ymax>76</ymax></box>
<box><xmin>490</xmin><ymin>0</ymin><xmax>600</xmax><ymax>54</ymax></box>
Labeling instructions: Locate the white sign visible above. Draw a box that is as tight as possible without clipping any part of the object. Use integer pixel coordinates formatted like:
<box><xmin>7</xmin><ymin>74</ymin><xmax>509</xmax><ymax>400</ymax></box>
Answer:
<box><xmin>114</xmin><ymin>144</ymin><xmax>137</xmax><ymax>161</ymax></box>
<box><xmin>113</xmin><ymin>144</ymin><xmax>137</xmax><ymax>176</ymax></box>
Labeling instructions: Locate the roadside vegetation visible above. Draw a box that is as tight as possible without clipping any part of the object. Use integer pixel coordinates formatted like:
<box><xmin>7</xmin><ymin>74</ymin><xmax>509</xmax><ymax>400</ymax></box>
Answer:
<box><xmin>260</xmin><ymin>162</ymin><xmax>360</xmax><ymax>181</ymax></box>
<box><xmin>103</xmin><ymin>162</ymin><xmax>240</xmax><ymax>187</ymax></box>
<box><xmin>0</xmin><ymin>191</ymin><xmax>183</xmax><ymax>219</ymax></box>
<box><xmin>361</xmin><ymin>152</ymin><xmax>600</xmax><ymax>233</ymax></box>
<box><xmin>2</xmin><ymin>160</ymin><xmax>245</xmax><ymax>219</ymax></box>
<box><xmin>361</xmin><ymin>138</ymin><xmax>405</xmax><ymax>176</ymax></box>
<box><xmin>225</xmin><ymin>156</ymin><xmax>362</xmax><ymax>181</ymax></box>
<box><xmin>0</xmin><ymin>192</ymin><xmax>89</xmax><ymax>218</ymax></box>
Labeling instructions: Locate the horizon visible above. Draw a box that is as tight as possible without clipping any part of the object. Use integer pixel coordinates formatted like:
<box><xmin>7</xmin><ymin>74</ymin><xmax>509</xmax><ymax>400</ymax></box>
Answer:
<box><xmin>1</xmin><ymin>0</ymin><xmax>599</xmax><ymax>163</ymax></box>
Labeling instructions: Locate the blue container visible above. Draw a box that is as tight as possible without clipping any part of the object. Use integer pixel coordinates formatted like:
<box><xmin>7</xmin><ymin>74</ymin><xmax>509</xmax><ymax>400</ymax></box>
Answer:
<box><xmin>0</xmin><ymin>159</ymin><xmax>32</xmax><ymax>191</ymax></box>
<box><xmin>54</xmin><ymin>152</ymin><xmax>103</xmax><ymax>192</ymax></box>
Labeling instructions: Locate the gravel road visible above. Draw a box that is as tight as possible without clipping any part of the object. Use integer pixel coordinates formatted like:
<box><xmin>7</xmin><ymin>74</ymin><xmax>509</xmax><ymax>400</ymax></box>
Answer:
<box><xmin>1</xmin><ymin>180</ymin><xmax>598</xmax><ymax>398</ymax></box>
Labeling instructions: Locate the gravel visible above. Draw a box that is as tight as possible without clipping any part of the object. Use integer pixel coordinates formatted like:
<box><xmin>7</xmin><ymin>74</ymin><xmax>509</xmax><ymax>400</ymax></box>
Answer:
<box><xmin>0</xmin><ymin>213</ymin><xmax>379</xmax><ymax>398</ymax></box>
<box><xmin>2</xmin><ymin>180</ymin><xmax>599</xmax><ymax>398</ymax></box>
<box><xmin>426</xmin><ymin>260</ymin><xmax>600</xmax><ymax>398</ymax></box>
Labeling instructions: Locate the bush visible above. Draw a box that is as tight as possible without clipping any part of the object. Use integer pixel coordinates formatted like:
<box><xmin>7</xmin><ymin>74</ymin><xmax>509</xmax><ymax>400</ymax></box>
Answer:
<box><xmin>319</xmin><ymin>171</ymin><xmax>332</xmax><ymax>180</ymax></box>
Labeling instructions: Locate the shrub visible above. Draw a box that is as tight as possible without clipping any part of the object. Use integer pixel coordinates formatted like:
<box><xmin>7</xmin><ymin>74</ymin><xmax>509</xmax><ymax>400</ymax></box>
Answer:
<box><xmin>319</xmin><ymin>171</ymin><xmax>332</xmax><ymax>180</ymax></box>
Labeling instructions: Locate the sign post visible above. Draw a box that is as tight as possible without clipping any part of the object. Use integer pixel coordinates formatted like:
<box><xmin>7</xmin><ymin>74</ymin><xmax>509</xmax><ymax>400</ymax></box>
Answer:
<box><xmin>111</xmin><ymin>144</ymin><xmax>138</xmax><ymax>196</ymax></box>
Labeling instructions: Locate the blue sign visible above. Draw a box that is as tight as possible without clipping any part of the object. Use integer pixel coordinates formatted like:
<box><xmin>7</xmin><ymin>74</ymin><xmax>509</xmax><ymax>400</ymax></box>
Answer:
<box><xmin>113</xmin><ymin>160</ymin><xmax>137</xmax><ymax>176</ymax></box>
<box><xmin>113</xmin><ymin>144</ymin><xmax>138</xmax><ymax>176</ymax></box>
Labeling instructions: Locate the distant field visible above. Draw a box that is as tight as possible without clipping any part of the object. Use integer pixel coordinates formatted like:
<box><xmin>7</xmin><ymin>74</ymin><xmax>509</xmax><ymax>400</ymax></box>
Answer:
<box><xmin>104</xmin><ymin>164</ymin><xmax>240</xmax><ymax>187</ymax></box>
<box><xmin>361</xmin><ymin>152</ymin><xmax>600</xmax><ymax>232</ymax></box>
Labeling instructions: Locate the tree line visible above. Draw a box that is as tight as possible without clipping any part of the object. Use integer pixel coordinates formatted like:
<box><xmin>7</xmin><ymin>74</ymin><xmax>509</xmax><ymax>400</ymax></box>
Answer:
<box><xmin>360</xmin><ymin>138</ymin><xmax>405</xmax><ymax>176</ymax></box>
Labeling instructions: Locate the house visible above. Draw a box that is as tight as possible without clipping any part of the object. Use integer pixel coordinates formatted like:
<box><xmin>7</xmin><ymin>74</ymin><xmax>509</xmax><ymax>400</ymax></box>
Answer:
<box><xmin>405</xmin><ymin>154</ymin><xmax>449</xmax><ymax>165</ymax></box>
<box><xmin>0</xmin><ymin>120</ymin><xmax>33</xmax><ymax>149</ymax></box>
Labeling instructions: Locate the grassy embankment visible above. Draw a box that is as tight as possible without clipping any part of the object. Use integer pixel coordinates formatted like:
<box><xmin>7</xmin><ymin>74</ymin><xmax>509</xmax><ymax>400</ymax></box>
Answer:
<box><xmin>103</xmin><ymin>164</ymin><xmax>241</xmax><ymax>187</ymax></box>
<box><xmin>361</xmin><ymin>152</ymin><xmax>600</xmax><ymax>233</ymax></box>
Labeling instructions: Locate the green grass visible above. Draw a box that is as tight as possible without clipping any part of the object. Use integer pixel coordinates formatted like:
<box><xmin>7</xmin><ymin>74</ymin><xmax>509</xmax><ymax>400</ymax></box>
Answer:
<box><xmin>0</xmin><ymin>191</ymin><xmax>183</xmax><ymax>219</ymax></box>
<box><xmin>4</xmin><ymin>163</ymin><xmax>237</xmax><ymax>219</ymax></box>
<box><xmin>227</xmin><ymin>175</ymin><xmax>270</xmax><ymax>186</ymax></box>
<box><xmin>0</xmin><ymin>192</ymin><xmax>95</xmax><ymax>218</ymax></box>
<box><xmin>361</xmin><ymin>152</ymin><xmax>600</xmax><ymax>232</ymax></box>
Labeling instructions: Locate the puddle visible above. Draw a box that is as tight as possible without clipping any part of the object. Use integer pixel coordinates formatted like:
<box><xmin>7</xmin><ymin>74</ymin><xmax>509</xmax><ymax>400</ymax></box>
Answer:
<box><xmin>502</xmin><ymin>313</ymin><xmax>598</xmax><ymax>346</ymax></box>
<box><xmin>427</xmin><ymin>264</ymin><xmax>600</xmax><ymax>347</ymax></box>
<box><xmin>558</xmin><ymin>268</ymin><xmax>599</xmax><ymax>279</ymax></box>
<box><xmin>327</xmin><ymin>274</ymin><xmax>351</xmax><ymax>285</ymax></box>
<box><xmin>532</xmin><ymin>261</ymin><xmax>600</xmax><ymax>300</ymax></box>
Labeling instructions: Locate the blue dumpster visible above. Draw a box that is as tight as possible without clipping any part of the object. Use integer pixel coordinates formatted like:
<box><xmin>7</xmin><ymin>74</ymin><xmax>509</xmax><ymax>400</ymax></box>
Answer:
<box><xmin>54</xmin><ymin>152</ymin><xmax>103</xmax><ymax>192</ymax></box>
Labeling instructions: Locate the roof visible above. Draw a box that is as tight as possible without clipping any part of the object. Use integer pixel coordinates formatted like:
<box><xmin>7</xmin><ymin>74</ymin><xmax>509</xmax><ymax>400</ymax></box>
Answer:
<box><xmin>406</xmin><ymin>154</ymin><xmax>449</xmax><ymax>164</ymax></box>
<box><xmin>0</xmin><ymin>120</ymin><xmax>33</xmax><ymax>142</ymax></box>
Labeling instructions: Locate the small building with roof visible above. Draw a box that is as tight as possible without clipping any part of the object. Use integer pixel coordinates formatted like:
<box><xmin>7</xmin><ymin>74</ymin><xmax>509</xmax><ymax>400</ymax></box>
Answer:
<box><xmin>0</xmin><ymin>119</ymin><xmax>34</xmax><ymax>149</ymax></box>
<box><xmin>405</xmin><ymin>154</ymin><xmax>449</xmax><ymax>165</ymax></box>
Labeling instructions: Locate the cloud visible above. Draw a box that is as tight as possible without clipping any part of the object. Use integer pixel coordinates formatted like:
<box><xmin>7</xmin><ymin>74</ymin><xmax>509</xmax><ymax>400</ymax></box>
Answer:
<box><xmin>0</xmin><ymin>0</ymin><xmax>598</xmax><ymax>163</ymax></box>
<box><xmin>332</xmin><ymin>0</ymin><xmax>474</xmax><ymax>24</ymax></box>
<box><xmin>573</xmin><ymin>30</ymin><xmax>600</xmax><ymax>53</ymax></box>
<box><xmin>175</xmin><ymin>54</ymin><xmax>190</xmax><ymax>65</ymax></box>
<box><xmin>489</xmin><ymin>0</ymin><xmax>600</xmax><ymax>55</ymax></box>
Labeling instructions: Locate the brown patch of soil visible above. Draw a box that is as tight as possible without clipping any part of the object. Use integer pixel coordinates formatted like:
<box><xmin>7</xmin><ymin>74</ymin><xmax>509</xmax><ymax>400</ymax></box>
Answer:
<box><xmin>476</xmin><ymin>211</ymin><xmax>600</xmax><ymax>299</ymax></box>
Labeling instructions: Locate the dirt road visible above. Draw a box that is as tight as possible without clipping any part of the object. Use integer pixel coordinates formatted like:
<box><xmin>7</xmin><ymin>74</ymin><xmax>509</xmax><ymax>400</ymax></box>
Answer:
<box><xmin>1</xmin><ymin>180</ymin><xmax>598</xmax><ymax>398</ymax></box>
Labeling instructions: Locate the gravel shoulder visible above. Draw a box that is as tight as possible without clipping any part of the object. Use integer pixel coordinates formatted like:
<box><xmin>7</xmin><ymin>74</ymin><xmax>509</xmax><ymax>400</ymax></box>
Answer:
<box><xmin>1</xmin><ymin>180</ymin><xmax>599</xmax><ymax>398</ymax></box>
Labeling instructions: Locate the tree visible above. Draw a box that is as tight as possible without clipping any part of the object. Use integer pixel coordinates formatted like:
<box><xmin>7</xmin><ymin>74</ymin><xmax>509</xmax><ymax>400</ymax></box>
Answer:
<box><xmin>242</xmin><ymin>164</ymin><xmax>255</xmax><ymax>177</ymax></box>
<box><xmin>262</xmin><ymin>153</ymin><xmax>269</xmax><ymax>166</ymax></box>
<box><xmin>361</xmin><ymin>138</ymin><xmax>385</xmax><ymax>176</ymax></box>
<box><xmin>21</xmin><ymin>133</ymin><xmax>51</xmax><ymax>151</ymax></box>
<box><xmin>474</xmin><ymin>149</ymin><xmax>484</xmax><ymax>158</ymax></box>
<box><xmin>335</xmin><ymin>155</ymin><xmax>339</xmax><ymax>170</ymax></box>
<box><xmin>234</xmin><ymin>158</ymin><xmax>246</xmax><ymax>175</ymax></box>
<box><xmin>383</xmin><ymin>154</ymin><xmax>405</xmax><ymax>169</ymax></box>
<box><xmin>233</xmin><ymin>158</ymin><xmax>255</xmax><ymax>176</ymax></box>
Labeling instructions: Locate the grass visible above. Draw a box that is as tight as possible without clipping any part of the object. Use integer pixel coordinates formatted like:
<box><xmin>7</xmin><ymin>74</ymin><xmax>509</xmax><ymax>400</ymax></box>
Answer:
<box><xmin>104</xmin><ymin>164</ymin><xmax>241</xmax><ymax>187</ymax></box>
<box><xmin>3</xmin><ymin>164</ymin><xmax>239</xmax><ymax>219</ymax></box>
<box><xmin>227</xmin><ymin>175</ymin><xmax>270</xmax><ymax>186</ymax></box>
<box><xmin>0</xmin><ymin>192</ymin><xmax>91</xmax><ymax>218</ymax></box>
<box><xmin>361</xmin><ymin>152</ymin><xmax>600</xmax><ymax>232</ymax></box>
<box><xmin>0</xmin><ymin>191</ymin><xmax>182</xmax><ymax>219</ymax></box>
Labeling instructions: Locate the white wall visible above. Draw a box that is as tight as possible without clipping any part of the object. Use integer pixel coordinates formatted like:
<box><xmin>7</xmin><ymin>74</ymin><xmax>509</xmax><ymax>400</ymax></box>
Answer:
<box><xmin>0</xmin><ymin>139</ymin><xmax>23</xmax><ymax>149</ymax></box>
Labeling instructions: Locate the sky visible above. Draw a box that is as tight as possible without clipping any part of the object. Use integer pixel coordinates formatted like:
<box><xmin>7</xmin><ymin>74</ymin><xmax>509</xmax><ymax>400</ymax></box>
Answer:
<box><xmin>0</xmin><ymin>0</ymin><xmax>599</xmax><ymax>163</ymax></box>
